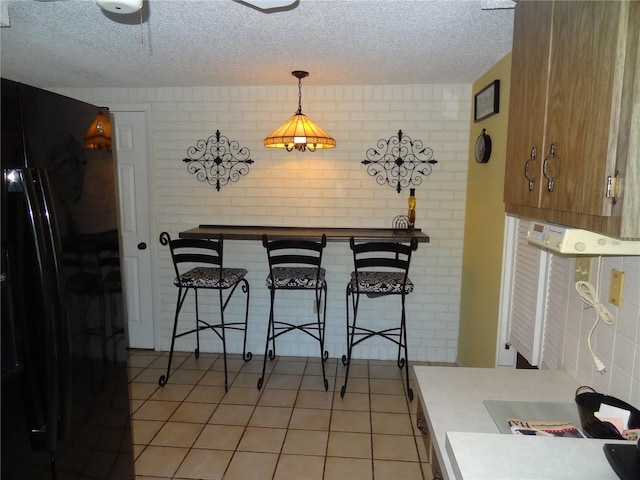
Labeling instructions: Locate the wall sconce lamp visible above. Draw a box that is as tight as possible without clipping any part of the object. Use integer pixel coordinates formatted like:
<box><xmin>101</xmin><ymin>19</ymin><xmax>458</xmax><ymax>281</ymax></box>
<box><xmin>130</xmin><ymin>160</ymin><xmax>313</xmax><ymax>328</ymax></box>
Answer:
<box><xmin>84</xmin><ymin>108</ymin><xmax>112</xmax><ymax>151</ymax></box>
<box><xmin>264</xmin><ymin>70</ymin><xmax>335</xmax><ymax>152</ymax></box>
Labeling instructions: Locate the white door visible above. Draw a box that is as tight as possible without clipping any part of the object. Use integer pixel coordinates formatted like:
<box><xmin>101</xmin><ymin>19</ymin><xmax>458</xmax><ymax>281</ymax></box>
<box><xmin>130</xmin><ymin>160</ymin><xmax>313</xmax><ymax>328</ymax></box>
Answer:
<box><xmin>111</xmin><ymin>109</ymin><xmax>154</xmax><ymax>349</ymax></box>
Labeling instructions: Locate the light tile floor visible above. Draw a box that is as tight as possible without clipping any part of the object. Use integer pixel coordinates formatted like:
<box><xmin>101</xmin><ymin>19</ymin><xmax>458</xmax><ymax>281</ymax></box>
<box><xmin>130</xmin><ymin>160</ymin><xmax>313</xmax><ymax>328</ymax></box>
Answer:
<box><xmin>128</xmin><ymin>349</ymin><xmax>438</xmax><ymax>480</ymax></box>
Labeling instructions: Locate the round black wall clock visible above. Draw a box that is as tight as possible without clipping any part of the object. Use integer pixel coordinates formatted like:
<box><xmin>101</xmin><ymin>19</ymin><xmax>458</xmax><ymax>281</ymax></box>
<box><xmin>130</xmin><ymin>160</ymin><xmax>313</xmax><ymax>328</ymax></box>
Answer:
<box><xmin>475</xmin><ymin>128</ymin><xmax>492</xmax><ymax>164</ymax></box>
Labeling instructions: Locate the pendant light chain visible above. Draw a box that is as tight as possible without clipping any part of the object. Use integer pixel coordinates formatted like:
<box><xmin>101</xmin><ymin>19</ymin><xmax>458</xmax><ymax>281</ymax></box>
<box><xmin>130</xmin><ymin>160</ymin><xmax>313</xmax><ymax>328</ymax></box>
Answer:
<box><xmin>297</xmin><ymin>76</ymin><xmax>303</xmax><ymax>115</ymax></box>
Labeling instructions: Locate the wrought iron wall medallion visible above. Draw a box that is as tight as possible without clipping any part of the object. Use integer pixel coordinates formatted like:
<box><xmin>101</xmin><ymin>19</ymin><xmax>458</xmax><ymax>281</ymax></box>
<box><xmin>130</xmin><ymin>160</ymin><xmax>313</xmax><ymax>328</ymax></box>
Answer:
<box><xmin>183</xmin><ymin>130</ymin><xmax>254</xmax><ymax>192</ymax></box>
<box><xmin>361</xmin><ymin>129</ymin><xmax>438</xmax><ymax>193</ymax></box>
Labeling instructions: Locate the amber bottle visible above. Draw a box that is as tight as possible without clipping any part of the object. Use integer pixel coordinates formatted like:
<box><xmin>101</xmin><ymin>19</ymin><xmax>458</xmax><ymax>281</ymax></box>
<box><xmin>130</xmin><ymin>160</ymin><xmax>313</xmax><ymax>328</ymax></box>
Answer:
<box><xmin>407</xmin><ymin>188</ymin><xmax>416</xmax><ymax>231</ymax></box>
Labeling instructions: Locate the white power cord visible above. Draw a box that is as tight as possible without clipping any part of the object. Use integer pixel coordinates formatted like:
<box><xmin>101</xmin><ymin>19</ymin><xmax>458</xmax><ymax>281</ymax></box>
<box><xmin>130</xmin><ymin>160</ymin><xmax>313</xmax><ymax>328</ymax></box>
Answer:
<box><xmin>575</xmin><ymin>256</ymin><xmax>615</xmax><ymax>374</ymax></box>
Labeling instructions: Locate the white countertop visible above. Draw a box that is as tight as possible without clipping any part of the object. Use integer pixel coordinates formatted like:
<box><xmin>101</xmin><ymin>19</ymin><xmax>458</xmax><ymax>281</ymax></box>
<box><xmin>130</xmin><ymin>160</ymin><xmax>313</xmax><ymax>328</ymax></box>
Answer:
<box><xmin>445</xmin><ymin>432</ymin><xmax>625</xmax><ymax>480</ymax></box>
<box><xmin>413</xmin><ymin>366</ymin><xmax>628</xmax><ymax>480</ymax></box>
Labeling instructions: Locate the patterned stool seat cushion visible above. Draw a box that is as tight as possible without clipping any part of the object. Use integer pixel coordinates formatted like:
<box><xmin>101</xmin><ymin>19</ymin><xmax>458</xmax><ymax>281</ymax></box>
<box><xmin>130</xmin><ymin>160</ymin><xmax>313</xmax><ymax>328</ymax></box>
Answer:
<box><xmin>65</xmin><ymin>271</ymin><xmax>102</xmax><ymax>294</ymax></box>
<box><xmin>267</xmin><ymin>266</ymin><xmax>326</xmax><ymax>289</ymax></box>
<box><xmin>350</xmin><ymin>271</ymin><xmax>413</xmax><ymax>294</ymax></box>
<box><xmin>176</xmin><ymin>266</ymin><xmax>248</xmax><ymax>288</ymax></box>
<box><xmin>103</xmin><ymin>270</ymin><xmax>121</xmax><ymax>291</ymax></box>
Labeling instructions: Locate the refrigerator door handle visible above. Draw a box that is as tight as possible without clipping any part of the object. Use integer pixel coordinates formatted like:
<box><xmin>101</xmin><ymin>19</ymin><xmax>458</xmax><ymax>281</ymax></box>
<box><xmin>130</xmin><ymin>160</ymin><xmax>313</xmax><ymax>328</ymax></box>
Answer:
<box><xmin>20</xmin><ymin>168</ymin><xmax>61</xmax><ymax>451</ymax></box>
<box><xmin>1</xmin><ymin>244</ymin><xmax>21</xmax><ymax>377</ymax></box>
<box><xmin>34</xmin><ymin>169</ymin><xmax>72</xmax><ymax>440</ymax></box>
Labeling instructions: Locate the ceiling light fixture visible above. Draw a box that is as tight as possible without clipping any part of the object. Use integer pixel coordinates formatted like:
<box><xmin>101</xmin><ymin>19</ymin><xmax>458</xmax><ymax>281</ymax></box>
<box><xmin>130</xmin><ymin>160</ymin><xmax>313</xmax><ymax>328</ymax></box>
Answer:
<box><xmin>84</xmin><ymin>108</ymin><xmax>112</xmax><ymax>151</ymax></box>
<box><xmin>264</xmin><ymin>71</ymin><xmax>335</xmax><ymax>152</ymax></box>
<box><xmin>94</xmin><ymin>0</ymin><xmax>145</xmax><ymax>44</ymax></box>
<box><xmin>94</xmin><ymin>0</ymin><xmax>143</xmax><ymax>14</ymax></box>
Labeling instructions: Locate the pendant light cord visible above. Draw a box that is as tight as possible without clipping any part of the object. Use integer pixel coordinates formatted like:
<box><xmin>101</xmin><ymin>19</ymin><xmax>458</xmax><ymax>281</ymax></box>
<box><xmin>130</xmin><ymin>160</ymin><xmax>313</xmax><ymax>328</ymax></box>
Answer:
<box><xmin>139</xmin><ymin>7</ymin><xmax>144</xmax><ymax>44</ymax></box>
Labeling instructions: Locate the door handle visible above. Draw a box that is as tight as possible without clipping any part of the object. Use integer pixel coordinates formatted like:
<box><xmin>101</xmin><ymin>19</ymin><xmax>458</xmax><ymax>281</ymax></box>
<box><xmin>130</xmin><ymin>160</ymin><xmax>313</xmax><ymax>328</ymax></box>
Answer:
<box><xmin>524</xmin><ymin>146</ymin><xmax>536</xmax><ymax>192</ymax></box>
<box><xmin>543</xmin><ymin>143</ymin><xmax>557</xmax><ymax>192</ymax></box>
<box><xmin>137</xmin><ymin>242</ymin><xmax>147</xmax><ymax>250</ymax></box>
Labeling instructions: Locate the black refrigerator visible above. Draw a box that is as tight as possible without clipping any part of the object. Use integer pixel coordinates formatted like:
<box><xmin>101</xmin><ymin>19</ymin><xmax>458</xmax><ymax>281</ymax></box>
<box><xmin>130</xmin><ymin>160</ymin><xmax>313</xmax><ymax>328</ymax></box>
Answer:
<box><xmin>1</xmin><ymin>78</ymin><xmax>134</xmax><ymax>479</ymax></box>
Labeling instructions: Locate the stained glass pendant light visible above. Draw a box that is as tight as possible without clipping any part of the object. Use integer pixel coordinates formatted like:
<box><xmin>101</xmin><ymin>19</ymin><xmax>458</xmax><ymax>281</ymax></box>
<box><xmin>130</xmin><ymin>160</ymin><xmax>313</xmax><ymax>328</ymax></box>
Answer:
<box><xmin>84</xmin><ymin>108</ymin><xmax>112</xmax><ymax>151</ymax></box>
<box><xmin>264</xmin><ymin>71</ymin><xmax>336</xmax><ymax>152</ymax></box>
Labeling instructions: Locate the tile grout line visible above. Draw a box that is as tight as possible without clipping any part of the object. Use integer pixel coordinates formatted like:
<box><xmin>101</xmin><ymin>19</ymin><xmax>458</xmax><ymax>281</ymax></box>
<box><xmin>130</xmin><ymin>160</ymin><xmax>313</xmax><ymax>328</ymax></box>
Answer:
<box><xmin>129</xmin><ymin>350</ymin><xmax>430</xmax><ymax>479</ymax></box>
<box><xmin>175</xmin><ymin>353</ymin><xmax>239</xmax><ymax>480</ymax></box>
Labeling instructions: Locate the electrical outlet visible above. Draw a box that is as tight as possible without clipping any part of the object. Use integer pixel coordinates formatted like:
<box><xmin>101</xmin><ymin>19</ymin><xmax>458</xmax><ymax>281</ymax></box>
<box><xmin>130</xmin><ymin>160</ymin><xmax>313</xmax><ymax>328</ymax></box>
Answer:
<box><xmin>574</xmin><ymin>257</ymin><xmax>592</xmax><ymax>283</ymax></box>
<box><xmin>608</xmin><ymin>269</ymin><xmax>625</xmax><ymax>307</ymax></box>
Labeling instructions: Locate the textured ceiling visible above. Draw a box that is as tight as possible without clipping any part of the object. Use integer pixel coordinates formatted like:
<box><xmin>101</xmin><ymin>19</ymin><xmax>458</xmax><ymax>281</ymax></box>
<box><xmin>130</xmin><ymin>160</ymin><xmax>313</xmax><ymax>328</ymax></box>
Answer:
<box><xmin>0</xmin><ymin>0</ymin><xmax>515</xmax><ymax>89</ymax></box>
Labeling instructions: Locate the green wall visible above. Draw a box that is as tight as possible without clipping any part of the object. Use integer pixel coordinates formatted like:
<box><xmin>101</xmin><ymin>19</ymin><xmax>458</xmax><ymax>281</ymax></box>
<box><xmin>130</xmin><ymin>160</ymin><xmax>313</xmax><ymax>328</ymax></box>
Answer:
<box><xmin>457</xmin><ymin>52</ymin><xmax>512</xmax><ymax>367</ymax></box>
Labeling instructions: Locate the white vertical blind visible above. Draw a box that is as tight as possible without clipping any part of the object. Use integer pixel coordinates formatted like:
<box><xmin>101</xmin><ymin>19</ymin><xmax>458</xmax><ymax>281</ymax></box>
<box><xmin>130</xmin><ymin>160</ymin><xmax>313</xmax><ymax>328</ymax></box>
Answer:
<box><xmin>508</xmin><ymin>218</ymin><xmax>549</xmax><ymax>366</ymax></box>
<box><xmin>540</xmin><ymin>253</ymin><xmax>570</xmax><ymax>370</ymax></box>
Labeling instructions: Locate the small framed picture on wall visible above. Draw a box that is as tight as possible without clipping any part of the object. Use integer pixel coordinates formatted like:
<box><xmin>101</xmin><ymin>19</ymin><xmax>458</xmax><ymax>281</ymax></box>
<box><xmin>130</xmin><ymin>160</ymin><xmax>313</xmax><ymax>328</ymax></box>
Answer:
<box><xmin>474</xmin><ymin>79</ymin><xmax>500</xmax><ymax>122</ymax></box>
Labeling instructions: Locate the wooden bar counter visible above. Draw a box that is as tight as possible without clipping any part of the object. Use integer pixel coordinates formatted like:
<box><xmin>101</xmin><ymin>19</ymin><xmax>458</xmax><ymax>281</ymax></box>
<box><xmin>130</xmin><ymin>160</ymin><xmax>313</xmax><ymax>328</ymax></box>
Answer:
<box><xmin>180</xmin><ymin>225</ymin><xmax>430</xmax><ymax>243</ymax></box>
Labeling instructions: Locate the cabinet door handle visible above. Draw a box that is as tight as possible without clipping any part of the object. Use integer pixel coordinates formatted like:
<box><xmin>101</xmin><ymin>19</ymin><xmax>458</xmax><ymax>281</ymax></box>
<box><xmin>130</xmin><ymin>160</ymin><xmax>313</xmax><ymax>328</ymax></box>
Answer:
<box><xmin>524</xmin><ymin>147</ymin><xmax>537</xmax><ymax>192</ymax></box>
<box><xmin>543</xmin><ymin>143</ymin><xmax>557</xmax><ymax>192</ymax></box>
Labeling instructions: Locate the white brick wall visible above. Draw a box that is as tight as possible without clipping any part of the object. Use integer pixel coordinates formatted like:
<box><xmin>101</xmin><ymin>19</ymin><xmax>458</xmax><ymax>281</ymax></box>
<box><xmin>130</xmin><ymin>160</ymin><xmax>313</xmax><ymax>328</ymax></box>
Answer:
<box><xmin>54</xmin><ymin>83</ymin><xmax>471</xmax><ymax>363</ymax></box>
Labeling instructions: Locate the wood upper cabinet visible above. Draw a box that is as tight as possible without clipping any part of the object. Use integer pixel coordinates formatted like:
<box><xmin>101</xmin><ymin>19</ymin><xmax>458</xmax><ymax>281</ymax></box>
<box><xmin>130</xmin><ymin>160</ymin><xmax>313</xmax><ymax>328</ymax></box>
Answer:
<box><xmin>504</xmin><ymin>0</ymin><xmax>552</xmax><ymax>210</ymax></box>
<box><xmin>504</xmin><ymin>0</ymin><xmax>640</xmax><ymax>238</ymax></box>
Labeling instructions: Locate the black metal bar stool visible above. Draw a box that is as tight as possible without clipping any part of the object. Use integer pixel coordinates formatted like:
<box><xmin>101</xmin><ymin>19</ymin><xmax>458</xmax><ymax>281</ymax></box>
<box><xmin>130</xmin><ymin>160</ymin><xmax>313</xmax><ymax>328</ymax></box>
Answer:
<box><xmin>341</xmin><ymin>236</ymin><xmax>419</xmax><ymax>401</ymax></box>
<box><xmin>62</xmin><ymin>237</ymin><xmax>107</xmax><ymax>390</ymax></box>
<box><xmin>257</xmin><ymin>233</ymin><xmax>329</xmax><ymax>391</ymax></box>
<box><xmin>96</xmin><ymin>233</ymin><xmax>125</xmax><ymax>363</ymax></box>
<box><xmin>158</xmin><ymin>232</ymin><xmax>251</xmax><ymax>391</ymax></box>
